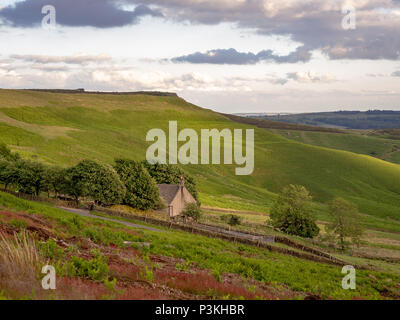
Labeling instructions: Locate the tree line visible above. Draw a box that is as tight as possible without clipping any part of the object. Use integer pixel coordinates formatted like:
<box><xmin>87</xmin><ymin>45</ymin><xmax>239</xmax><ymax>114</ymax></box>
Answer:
<box><xmin>0</xmin><ymin>143</ymin><xmax>198</xmax><ymax>211</ymax></box>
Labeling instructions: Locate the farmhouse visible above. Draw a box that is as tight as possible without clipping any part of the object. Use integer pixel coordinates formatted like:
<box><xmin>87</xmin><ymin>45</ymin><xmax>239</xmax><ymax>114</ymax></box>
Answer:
<box><xmin>158</xmin><ymin>176</ymin><xmax>196</xmax><ymax>217</ymax></box>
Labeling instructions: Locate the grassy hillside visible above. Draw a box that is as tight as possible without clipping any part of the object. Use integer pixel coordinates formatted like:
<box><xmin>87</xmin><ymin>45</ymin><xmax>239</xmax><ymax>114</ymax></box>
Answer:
<box><xmin>271</xmin><ymin>129</ymin><xmax>400</xmax><ymax>165</ymax></box>
<box><xmin>0</xmin><ymin>89</ymin><xmax>400</xmax><ymax>225</ymax></box>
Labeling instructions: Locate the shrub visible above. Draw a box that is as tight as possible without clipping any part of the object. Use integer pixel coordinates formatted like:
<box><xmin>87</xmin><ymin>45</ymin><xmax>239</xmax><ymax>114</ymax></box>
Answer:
<box><xmin>223</xmin><ymin>214</ymin><xmax>242</xmax><ymax>227</ymax></box>
<box><xmin>65</xmin><ymin>252</ymin><xmax>109</xmax><ymax>281</ymax></box>
<box><xmin>181</xmin><ymin>203</ymin><xmax>202</xmax><ymax>222</ymax></box>
<box><xmin>269</xmin><ymin>185</ymin><xmax>319</xmax><ymax>238</ymax></box>
<box><xmin>139</xmin><ymin>266</ymin><xmax>154</xmax><ymax>283</ymax></box>
<box><xmin>39</xmin><ymin>239</ymin><xmax>64</xmax><ymax>260</ymax></box>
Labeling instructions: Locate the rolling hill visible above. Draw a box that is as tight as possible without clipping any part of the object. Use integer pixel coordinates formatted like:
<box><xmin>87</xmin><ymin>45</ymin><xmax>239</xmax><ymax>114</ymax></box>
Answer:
<box><xmin>269</xmin><ymin>129</ymin><xmax>400</xmax><ymax>165</ymax></box>
<box><xmin>0</xmin><ymin>89</ymin><xmax>400</xmax><ymax>227</ymax></box>
<box><xmin>255</xmin><ymin>110</ymin><xmax>400</xmax><ymax>130</ymax></box>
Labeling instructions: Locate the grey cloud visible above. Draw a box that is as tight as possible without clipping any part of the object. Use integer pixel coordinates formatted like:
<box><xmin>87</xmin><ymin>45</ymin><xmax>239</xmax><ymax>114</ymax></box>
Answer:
<box><xmin>0</xmin><ymin>0</ymin><xmax>162</xmax><ymax>28</ymax></box>
<box><xmin>392</xmin><ymin>71</ymin><xmax>400</xmax><ymax>77</ymax></box>
<box><xmin>129</xmin><ymin>0</ymin><xmax>400</xmax><ymax>61</ymax></box>
<box><xmin>2</xmin><ymin>0</ymin><xmax>400</xmax><ymax>62</ymax></box>
<box><xmin>171</xmin><ymin>45</ymin><xmax>311</xmax><ymax>65</ymax></box>
<box><xmin>286</xmin><ymin>72</ymin><xmax>336</xmax><ymax>83</ymax></box>
<box><xmin>268</xmin><ymin>78</ymin><xmax>289</xmax><ymax>85</ymax></box>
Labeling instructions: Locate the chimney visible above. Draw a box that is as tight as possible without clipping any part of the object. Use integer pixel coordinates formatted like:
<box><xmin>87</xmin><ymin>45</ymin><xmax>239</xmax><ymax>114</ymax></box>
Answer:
<box><xmin>179</xmin><ymin>175</ymin><xmax>185</xmax><ymax>188</ymax></box>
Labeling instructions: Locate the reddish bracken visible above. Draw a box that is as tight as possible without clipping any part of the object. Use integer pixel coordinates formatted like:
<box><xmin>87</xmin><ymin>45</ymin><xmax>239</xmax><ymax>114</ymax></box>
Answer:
<box><xmin>155</xmin><ymin>269</ymin><xmax>275</xmax><ymax>300</ymax></box>
<box><xmin>56</xmin><ymin>277</ymin><xmax>109</xmax><ymax>300</ymax></box>
<box><xmin>116</xmin><ymin>286</ymin><xmax>170</xmax><ymax>300</ymax></box>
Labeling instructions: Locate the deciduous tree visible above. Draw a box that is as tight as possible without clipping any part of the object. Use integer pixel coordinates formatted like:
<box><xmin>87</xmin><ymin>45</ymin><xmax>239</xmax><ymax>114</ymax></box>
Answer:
<box><xmin>114</xmin><ymin>159</ymin><xmax>160</xmax><ymax>210</ymax></box>
<box><xmin>326</xmin><ymin>197</ymin><xmax>364</xmax><ymax>251</ymax></box>
<box><xmin>269</xmin><ymin>184</ymin><xmax>319</xmax><ymax>238</ymax></box>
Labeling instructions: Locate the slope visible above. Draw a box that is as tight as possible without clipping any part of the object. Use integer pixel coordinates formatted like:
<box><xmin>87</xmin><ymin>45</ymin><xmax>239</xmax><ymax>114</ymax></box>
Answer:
<box><xmin>0</xmin><ymin>89</ymin><xmax>399</xmax><ymax>223</ymax></box>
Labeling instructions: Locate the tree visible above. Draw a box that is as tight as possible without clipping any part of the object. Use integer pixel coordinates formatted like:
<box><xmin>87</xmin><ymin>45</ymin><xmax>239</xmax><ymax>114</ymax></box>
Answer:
<box><xmin>89</xmin><ymin>163</ymin><xmax>126</xmax><ymax>205</ymax></box>
<box><xmin>181</xmin><ymin>203</ymin><xmax>202</xmax><ymax>222</ymax></box>
<box><xmin>269</xmin><ymin>184</ymin><xmax>319</xmax><ymax>238</ymax></box>
<box><xmin>0</xmin><ymin>160</ymin><xmax>16</xmax><ymax>190</ymax></box>
<box><xmin>142</xmin><ymin>161</ymin><xmax>199</xmax><ymax>203</ymax></box>
<box><xmin>13</xmin><ymin>159</ymin><xmax>47</xmax><ymax>195</ymax></box>
<box><xmin>114</xmin><ymin>159</ymin><xmax>160</xmax><ymax>210</ymax></box>
<box><xmin>326</xmin><ymin>198</ymin><xmax>364</xmax><ymax>251</ymax></box>
<box><xmin>62</xmin><ymin>162</ymin><xmax>89</xmax><ymax>203</ymax></box>
<box><xmin>44</xmin><ymin>165</ymin><xmax>66</xmax><ymax>198</ymax></box>
<box><xmin>63</xmin><ymin>160</ymin><xmax>125</xmax><ymax>205</ymax></box>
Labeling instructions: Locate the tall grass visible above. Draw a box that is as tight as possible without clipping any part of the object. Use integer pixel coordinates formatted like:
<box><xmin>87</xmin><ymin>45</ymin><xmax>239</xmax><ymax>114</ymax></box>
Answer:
<box><xmin>0</xmin><ymin>231</ymin><xmax>43</xmax><ymax>276</ymax></box>
<box><xmin>0</xmin><ymin>231</ymin><xmax>44</xmax><ymax>298</ymax></box>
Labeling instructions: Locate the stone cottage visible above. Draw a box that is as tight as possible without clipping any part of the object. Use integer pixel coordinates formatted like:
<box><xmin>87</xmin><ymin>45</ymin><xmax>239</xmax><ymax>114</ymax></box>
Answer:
<box><xmin>157</xmin><ymin>176</ymin><xmax>196</xmax><ymax>217</ymax></box>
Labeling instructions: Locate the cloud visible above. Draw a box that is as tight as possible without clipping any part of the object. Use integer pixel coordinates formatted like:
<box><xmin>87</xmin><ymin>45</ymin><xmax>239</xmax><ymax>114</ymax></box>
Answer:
<box><xmin>286</xmin><ymin>72</ymin><xmax>336</xmax><ymax>83</ymax></box>
<box><xmin>0</xmin><ymin>0</ymin><xmax>162</xmax><ymax>28</ymax></box>
<box><xmin>171</xmin><ymin>45</ymin><xmax>311</xmax><ymax>65</ymax></box>
<box><xmin>128</xmin><ymin>0</ymin><xmax>400</xmax><ymax>61</ymax></box>
<box><xmin>10</xmin><ymin>54</ymin><xmax>112</xmax><ymax>65</ymax></box>
<box><xmin>1</xmin><ymin>1</ymin><xmax>399</xmax><ymax>61</ymax></box>
<box><xmin>392</xmin><ymin>71</ymin><xmax>400</xmax><ymax>77</ymax></box>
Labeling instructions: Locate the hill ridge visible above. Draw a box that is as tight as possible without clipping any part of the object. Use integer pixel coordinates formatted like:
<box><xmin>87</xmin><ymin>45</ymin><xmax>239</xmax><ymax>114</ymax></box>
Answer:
<box><xmin>18</xmin><ymin>88</ymin><xmax>179</xmax><ymax>97</ymax></box>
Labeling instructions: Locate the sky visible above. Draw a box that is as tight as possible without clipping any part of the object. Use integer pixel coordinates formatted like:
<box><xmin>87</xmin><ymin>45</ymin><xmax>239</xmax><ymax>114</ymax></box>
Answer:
<box><xmin>0</xmin><ymin>0</ymin><xmax>400</xmax><ymax>113</ymax></box>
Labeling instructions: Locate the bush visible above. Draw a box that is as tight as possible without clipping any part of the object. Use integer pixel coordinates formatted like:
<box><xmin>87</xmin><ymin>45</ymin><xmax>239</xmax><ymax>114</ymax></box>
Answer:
<box><xmin>181</xmin><ymin>203</ymin><xmax>202</xmax><ymax>222</ymax></box>
<box><xmin>39</xmin><ymin>239</ymin><xmax>64</xmax><ymax>260</ymax></box>
<box><xmin>269</xmin><ymin>185</ymin><xmax>319</xmax><ymax>238</ymax></box>
<box><xmin>114</xmin><ymin>159</ymin><xmax>160</xmax><ymax>210</ymax></box>
<box><xmin>227</xmin><ymin>215</ymin><xmax>242</xmax><ymax>227</ymax></box>
<box><xmin>65</xmin><ymin>252</ymin><xmax>109</xmax><ymax>281</ymax></box>
<box><xmin>220</xmin><ymin>214</ymin><xmax>242</xmax><ymax>227</ymax></box>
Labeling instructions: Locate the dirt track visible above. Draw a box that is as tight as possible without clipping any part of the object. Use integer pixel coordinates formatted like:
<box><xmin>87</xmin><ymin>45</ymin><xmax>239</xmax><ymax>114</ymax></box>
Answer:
<box><xmin>56</xmin><ymin>207</ymin><xmax>165</xmax><ymax>232</ymax></box>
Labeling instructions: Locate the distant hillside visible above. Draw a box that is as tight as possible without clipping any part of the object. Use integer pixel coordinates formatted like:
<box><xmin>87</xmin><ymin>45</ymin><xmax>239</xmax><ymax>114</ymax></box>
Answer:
<box><xmin>254</xmin><ymin>110</ymin><xmax>400</xmax><ymax>129</ymax></box>
<box><xmin>0</xmin><ymin>89</ymin><xmax>400</xmax><ymax>228</ymax></box>
<box><xmin>224</xmin><ymin>114</ymin><xmax>345</xmax><ymax>133</ymax></box>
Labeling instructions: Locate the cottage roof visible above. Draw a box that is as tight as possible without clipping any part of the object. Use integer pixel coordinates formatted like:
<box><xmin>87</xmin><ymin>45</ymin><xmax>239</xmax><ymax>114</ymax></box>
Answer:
<box><xmin>157</xmin><ymin>184</ymin><xmax>181</xmax><ymax>204</ymax></box>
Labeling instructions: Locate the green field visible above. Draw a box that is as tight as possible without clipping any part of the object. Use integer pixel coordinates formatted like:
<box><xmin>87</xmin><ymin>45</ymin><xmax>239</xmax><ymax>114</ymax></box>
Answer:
<box><xmin>0</xmin><ymin>89</ymin><xmax>400</xmax><ymax>228</ymax></box>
